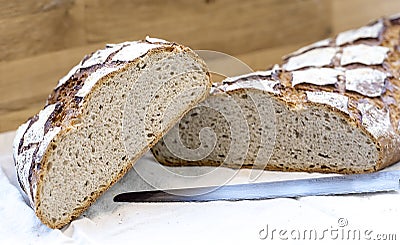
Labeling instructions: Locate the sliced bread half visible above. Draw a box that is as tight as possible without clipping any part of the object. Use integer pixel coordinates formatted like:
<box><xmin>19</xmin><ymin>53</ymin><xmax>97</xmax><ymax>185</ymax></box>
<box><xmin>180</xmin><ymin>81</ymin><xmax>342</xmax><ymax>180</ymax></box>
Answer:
<box><xmin>151</xmin><ymin>17</ymin><xmax>400</xmax><ymax>174</ymax></box>
<box><xmin>13</xmin><ymin>37</ymin><xmax>211</xmax><ymax>229</ymax></box>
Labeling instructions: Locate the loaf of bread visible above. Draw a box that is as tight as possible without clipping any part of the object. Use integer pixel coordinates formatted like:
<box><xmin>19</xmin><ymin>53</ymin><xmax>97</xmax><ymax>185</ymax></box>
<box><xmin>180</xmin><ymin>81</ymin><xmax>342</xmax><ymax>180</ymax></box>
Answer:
<box><xmin>152</xmin><ymin>16</ymin><xmax>400</xmax><ymax>174</ymax></box>
<box><xmin>13</xmin><ymin>37</ymin><xmax>211</xmax><ymax>228</ymax></box>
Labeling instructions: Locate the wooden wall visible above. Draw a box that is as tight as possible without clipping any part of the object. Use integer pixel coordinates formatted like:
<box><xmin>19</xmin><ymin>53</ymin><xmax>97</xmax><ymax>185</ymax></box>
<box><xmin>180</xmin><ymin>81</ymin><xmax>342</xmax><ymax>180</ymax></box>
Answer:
<box><xmin>1</xmin><ymin>0</ymin><xmax>400</xmax><ymax>132</ymax></box>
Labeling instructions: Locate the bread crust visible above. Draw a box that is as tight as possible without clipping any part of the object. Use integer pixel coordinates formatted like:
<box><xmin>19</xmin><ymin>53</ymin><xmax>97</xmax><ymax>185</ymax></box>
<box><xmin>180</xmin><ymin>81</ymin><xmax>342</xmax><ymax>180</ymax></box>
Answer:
<box><xmin>13</xmin><ymin>38</ymin><xmax>210</xmax><ymax>229</ymax></box>
<box><xmin>152</xmin><ymin>17</ymin><xmax>400</xmax><ymax>174</ymax></box>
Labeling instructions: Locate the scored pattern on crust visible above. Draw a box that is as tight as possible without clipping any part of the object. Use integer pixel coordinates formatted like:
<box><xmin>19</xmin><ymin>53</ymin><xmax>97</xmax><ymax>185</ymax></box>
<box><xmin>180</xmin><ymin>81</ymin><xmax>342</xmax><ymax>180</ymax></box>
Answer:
<box><xmin>283</xmin><ymin>38</ymin><xmax>331</xmax><ymax>60</ymax></box>
<box><xmin>357</xmin><ymin>100</ymin><xmax>394</xmax><ymax>138</ymax></box>
<box><xmin>345</xmin><ymin>68</ymin><xmax>387</xmax><ymax>97</ymax></box>
<box><xmin>220</xmin><ymin>68</ymin><xmax>281</xmax><ymax>94</ymax></box>
<box><xmin>224</xmin><ymin>79</ymin><xmax>281</xmax><ymax>94</ymax></box>
<box><xmin>80</xmin><ymin>45</ymin><xmax>123</xmax><ymax>69</ymax></box>
<box><xmin>75</xmin><ymin>66</ymin><xmax>124</xmax><ymax>98</ymax></box>
<box><xmin>14</xmin><ymin>103</ymin><xmax>59</xmax><ymax>206</ymax></box>
<box><xmin>340</xmin><ymin>44</ymin><xmax>389</xmax><ymax>66</ymax></box>
<box><xmin>336</xmin><ymin>20</ymin><xmax>384</xmax><ymax>46</ymax></box>
<box><xmin>283</xmin><ymin>47</ymin><xmax>338</xmax><ymax>71</ymax></box>
<box><xmin>225</xmin><ymin>17</ymin><xmax>399</xmax><ymax>141</ymax></box>
<box><xmin>291</xmin><ymin>68</ymin><xmax>343</xmax><ymax>87</ymax></box>
<box><xmin>56</xmin><ymin>38</ymin><xmax>169</xmax><ymax>88</ymax></box>
<box><xmin>13</xmin><ymin>121</ymin><xmax>30</xmax><ymax>162</ymax></box>
<box><xmin>14</xmin><ymin>37</ymin><xmax>177</xmax><ymax>206</ymax></box>
<box><xmin>281</xmin><ymin>17</ymin><xmax>400</xmax><ymax>142</ymax></box>
<box><xmin>283</xmin><ymin>18</ymin><xmax>388</xmax><ymax>98</ymax></box>
<box><xmin>305</xmin><ymin>91</ymin><xmax>350</xmax><ymax>114</ymax></box>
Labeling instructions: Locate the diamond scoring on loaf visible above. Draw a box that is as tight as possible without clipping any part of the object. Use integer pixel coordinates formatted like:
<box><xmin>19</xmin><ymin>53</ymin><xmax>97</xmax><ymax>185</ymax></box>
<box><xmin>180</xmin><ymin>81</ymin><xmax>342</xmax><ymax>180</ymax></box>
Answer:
<box><xmin>224</xmin><ymin>79</ymin><xmax>281</xmax><ymax>94</ymax></box>
<box><xmin>75</xmin><ymin>66</ymin><xmax>124</xmax><ymax>99</ymax></box>
<box><xmin>340</xmin><ymin>44</ymin><xmax>389</xmax><ymax>66</ymax></box>
<box><xmin>57</xmin><ymin>64</ymin><xmax>82</xmax><ymax>88</ymax></box>
<box><xmin>56</xmin><ymin>45</ymin><xmax>121</xmax><ymax>88</ymax></box>
<box><xmin>345</xmin><ymin>68</ymin><xmax>387</xmax><ymax>97</ymax></box>
<box><xmin>22</xmin><ymin>104</ymin><xmax>58</xmax><ymax>147</ymax></box>
<box><xmin>13</xmin><ymin>120</ymin><xmax>31</xmax><ymax>194</ymax></box>
<box><xmin>357</xmin><ymin>100</ymin><xmax>393</xmax><ymax>138</ymax></box>
<box><xmin>283</xmin><ymin>47</ymin><xmax>338</xmax><ymax>71</ymax></box>
<box><xmin>336</xmin><ymin>20</ymin><xmax>384</xmax><ymax>46</ymax></box>
<box><xmin>80</xmin><ymin>45</ymin><xmax>123</xmax><ymax>69</ymax></box>
<box><xmin>221</xmin><ymin>69</ymin><xmax>281</xmax><ymax>94</ymax></box>
<box><xmin>306</xmin><ymin>91</ymin><xmax>349</xmax><ymax>114</ymax></box>
<box><xmin>291</xmin><ymin>68</ymin><xmax>343</xmax><ymax>87</ymax></box>
<box><xmin>111</xmin><ymin>42</ymin><xmax>164</xmax><ymax>62</ymax></box>
<box><xmin>283</xmin><ymin>38</ymin><xmax>331</xmax><ymax>59</ymax></box>
<box><xmin>389</xmin><ymin>13</ymin><xmax>400</xmax><ymax>22</ymax></box>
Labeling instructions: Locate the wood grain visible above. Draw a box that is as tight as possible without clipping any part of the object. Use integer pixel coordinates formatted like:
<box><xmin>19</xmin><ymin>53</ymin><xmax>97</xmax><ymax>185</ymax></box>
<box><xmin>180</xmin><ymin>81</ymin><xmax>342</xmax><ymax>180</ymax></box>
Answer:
<box><xmin>84</xmin><ymin>0</ymin><xmax>331</xmax><ymax>55</ymax></box>
<box><xmin>0</xmin><ymin>0</ymin><xmax>63</xmax><ymax>18</ymax></box>
<box><xmin>0</xmin><ymin>2</ymin><xmax>85</xmax><ymax>61</ymax></box>
<box><xmin>0</xmin><ymin>43</ymin><xmax>101</xmax><ymax>131</ymax></box>
<box><xmin>0</xmin><ymin>0</ymin><xmax>330</xmax><ymax>62</ymax></box>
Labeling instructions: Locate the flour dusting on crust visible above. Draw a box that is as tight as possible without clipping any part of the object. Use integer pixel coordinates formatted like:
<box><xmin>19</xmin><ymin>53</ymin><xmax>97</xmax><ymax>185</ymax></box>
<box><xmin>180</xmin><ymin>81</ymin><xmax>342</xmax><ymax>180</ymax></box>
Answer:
<box><xmin>345</xmin><ymin>68</ymin><xmax>387</xmax><ymax>97</ymax></box>
<box><xmin>283</xmin><ymin>47</ymin><xmax>338</xmax><ymax>71</ymax></box>
<box><xmin>291</xmin><ymin>68</ymin><xmax>343</xmax><ymax>87</ymax></box>
<box><xmin>336</xmin><ymin>20</ymin><xmax>384</xmax><ymax>46</ymax></box>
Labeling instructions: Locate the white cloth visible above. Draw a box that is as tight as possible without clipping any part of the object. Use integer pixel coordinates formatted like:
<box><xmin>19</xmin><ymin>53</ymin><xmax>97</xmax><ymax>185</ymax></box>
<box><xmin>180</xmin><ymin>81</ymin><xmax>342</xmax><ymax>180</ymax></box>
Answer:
<box><xmin>0</xmin><ymin>131</ymin><xmax>399</xmax><ymax>245</ymax></box>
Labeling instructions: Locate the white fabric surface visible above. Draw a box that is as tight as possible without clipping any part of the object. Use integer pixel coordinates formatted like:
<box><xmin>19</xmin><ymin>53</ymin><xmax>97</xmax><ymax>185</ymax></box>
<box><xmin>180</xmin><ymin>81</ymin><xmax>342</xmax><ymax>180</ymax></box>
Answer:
<box><xmin>0</xmin><ymin>131</ymin><xmax>399</xmax><ymax>244</ymax></box>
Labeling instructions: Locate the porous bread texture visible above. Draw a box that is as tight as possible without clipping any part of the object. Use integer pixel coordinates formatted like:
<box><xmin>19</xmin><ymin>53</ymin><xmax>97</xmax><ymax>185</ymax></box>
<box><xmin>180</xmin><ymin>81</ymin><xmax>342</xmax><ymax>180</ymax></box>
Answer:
<box><xmin>152</xmin><ymin>89</ymin><xmax>379</xmax><ymax>173</ymax></box>
<box><xmin>13</xmin><ymin>38</ymin><xmax>211</xmax><ymax>229</ymax></box>
<box><xmin>151</xmin><ymin>17</ymin><xmax>400</xmax><ymax>174</ymax></box>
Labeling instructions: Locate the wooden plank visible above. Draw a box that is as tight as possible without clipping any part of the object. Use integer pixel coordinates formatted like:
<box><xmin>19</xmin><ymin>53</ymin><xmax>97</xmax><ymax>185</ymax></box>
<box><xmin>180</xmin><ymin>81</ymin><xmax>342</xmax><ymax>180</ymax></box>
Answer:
<box><xmin>0</xmin><ymin>1</ymin><xmax>85</xmax><ymax>61</ymax></box>
<box><xmin>0</xmin><ymin>0</ymin><xmax>330</xmax><ymax>62</ymax></box>
<box><xmin>0</xmin><ymin>0</ymin><xmax>54</xmax><ymax>18</ymax></box>
<box><xmin>0</xmin><ymin>42</ymin><xmax>104</xmax><ymax>132</ymax></box>
<box><xmin>85</xmin><ymin>0</ymin><xmax>331</xmax><ymax>56</ymax></box>
<box><xmin>332</xmin><ymin>0</ymin><xmax>400</xmax><ymax>33</ymax></box>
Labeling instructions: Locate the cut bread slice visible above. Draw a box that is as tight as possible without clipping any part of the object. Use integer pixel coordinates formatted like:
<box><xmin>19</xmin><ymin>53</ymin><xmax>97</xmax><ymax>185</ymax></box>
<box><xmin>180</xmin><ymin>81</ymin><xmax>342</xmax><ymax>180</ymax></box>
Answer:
<box><xmin>13</xmin><ymin>37</ymin><xmax>211</xmax><ymax>229</ymax></box>
<box><xmin>151</xmin><ymin>17</ymin><xmax>400</xmax><ymax>174</ymax></box>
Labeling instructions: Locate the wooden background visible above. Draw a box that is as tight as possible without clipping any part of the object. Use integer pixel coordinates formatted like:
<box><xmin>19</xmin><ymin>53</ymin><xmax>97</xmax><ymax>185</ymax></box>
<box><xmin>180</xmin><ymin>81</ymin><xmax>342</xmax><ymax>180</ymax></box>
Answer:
<box><xmin>1</xmin><ymin>0</ymin><xmax>400</xmax><ymax>132</ymax></box>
